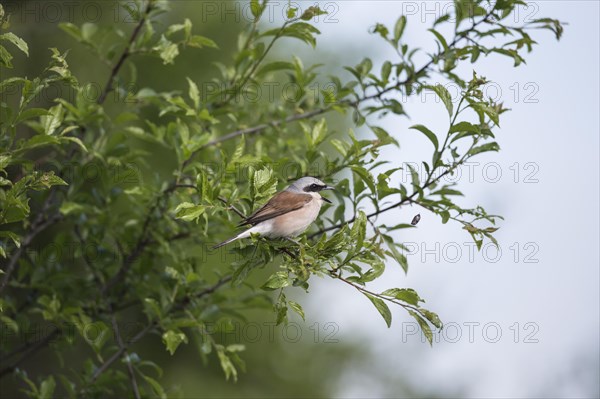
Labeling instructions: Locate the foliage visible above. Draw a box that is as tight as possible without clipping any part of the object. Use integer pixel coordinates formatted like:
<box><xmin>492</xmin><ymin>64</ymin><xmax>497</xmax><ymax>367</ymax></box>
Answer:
<box><xmin>0</xmin><ymin>0</ymin><xmax>562</xmax><ymax>397</ymax></box>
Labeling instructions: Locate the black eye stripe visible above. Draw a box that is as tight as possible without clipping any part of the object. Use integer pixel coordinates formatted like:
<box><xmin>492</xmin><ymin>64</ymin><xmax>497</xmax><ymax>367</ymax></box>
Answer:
<box><xmin>303</xmin><ymin>183</ymin><xmax>324</xmax><ymax>192</ymax></box>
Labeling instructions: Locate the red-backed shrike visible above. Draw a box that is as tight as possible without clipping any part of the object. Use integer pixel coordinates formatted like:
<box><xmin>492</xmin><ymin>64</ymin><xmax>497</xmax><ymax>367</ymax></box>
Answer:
<box><xmin>213</xmin><ymin>177</ymin><xmax>334</xmax><ymax>249</ymax></box>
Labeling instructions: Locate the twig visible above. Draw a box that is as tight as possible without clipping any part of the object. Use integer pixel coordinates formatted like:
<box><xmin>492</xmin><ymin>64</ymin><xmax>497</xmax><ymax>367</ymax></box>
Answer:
<box><xmin>0</xmin><ymin>212</ymin><xmax>62</xmax><ymax>294</ymax></box>
<box><xmin>174</xmin><ymin>275</ymin><xmax>233</xmax><ymax>311</ymax></box>
<box><xmin>89</xmin><ymin>323</ymin><xmax>154</xmax><ymax>384</ymax></box>
<box><xmin>182</xmin><ymin>11</ymin><xmax>494</xmax><ymax>168</ymax></box>
<box><xmin>182</xmin><ymin>106</ymin><xmax>331</xmax><ymax>170</ymax></box>
<box><xmin>217</xmin><ymin>196</ymin><xmax>246</xmax><ymax>219</ymax></box>
<box><xmin>0</xmin><ymin>329</ymin><xmax>60</xmax><ymax>378</ymax></box>
<box><xmin>333</xmin><ymin>273</ymin><xmax>420</xmax><ymax>313</ymax></box>
<box><xmin>308</xmin><ymin>157</ymin><xmax>467</xmax><ymax>239</ymax></box>
<box><xmin>88</xmin><ymin>276</ymin><xmax>232</xmax><ymax>385</ymax></box>
<box><xmin>110</xmin><ymin>314</ymin><xmax>141</xmax><ymax>399</ymax></box>
<box><xmin>97</xmin><ymin>1</ymin><xmax>152</xmax><ymax>104</ymax></box>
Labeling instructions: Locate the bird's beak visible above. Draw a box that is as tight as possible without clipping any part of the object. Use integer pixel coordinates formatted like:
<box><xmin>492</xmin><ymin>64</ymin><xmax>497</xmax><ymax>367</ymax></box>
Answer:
<box><xmin>321</xmin><ymin>186</ymin><xmax>334</xmax><ymax>203</ymax></box>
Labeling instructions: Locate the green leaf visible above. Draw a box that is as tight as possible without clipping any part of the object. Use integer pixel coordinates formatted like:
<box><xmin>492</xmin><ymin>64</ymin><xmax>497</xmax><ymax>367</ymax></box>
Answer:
<box><xmin>330</xmin><ymin>139</ymin><xmax>349</xmax><ymax>157</ymax></box>
<box><xmin>371</xmin><ymin>126</ymin><xmax>398</xmax><ymax>147</ymax></box>
<box><xmin>80</xmin><ymin>22</ymin><xmax>98</xmax><ymax>42</ymax></box>
<box><xmin>33</xmin><ymin>171</ymin><xmax>68</xmax><ymax>189</ymax></box>
<box><xmin>61</xmin><ymin>136</ymin><xmax>88</xmax><ymax>153</ymax></box>
<box><xmin>300</xmin><ymin>6</ymin><xmax>328</xmax><ymax>20</ymax></box>
<box><xmin>39</xmin><ymin>376</ymin><xmax>56</xmax><ymax>399</ymax></box>
<box><xmin>410</xmin><ymin>124</ymin><xmax>438</xmax><ymax>151</ymax></box>
<box><xmin>59</xmin><ymin>202</ymin><xmax>85</xmax><ymax>216</ymax></box>
<box><xmin>365</xmin><ymin>293</ymin><xmax>392</xmax><ymax>328</ymax></box>
<box><xmin>173</xmin><ymin>202</ymin><xmax>205</xmax><ymax>222</ymax></box>
<box><xmin>153</xmin><ymin>35</ymin><xmax>179</xmax><ymax>65</ymax></box>
<box><xmin>311</xmin><ymin>118</ymin><xmax>327</xmax><ymax>147</ymax></box>
<box><xmin>256</xmin><ymin>61</ymin><xmax>294</xmax><ymax>77</ymax></box>
<box><xmin>351</xmin><ymin>166</ymin><xmax>376</xmax><ymax>193</ymax></box>
<box><xmin>19</xmin><ymin>135</ymin><xmax>60</xmax><ymax>152</ymax></box>
<box><xmin>420</xmin><ymin>309</ymin><xmax>443</xmax><ymax>329</ymax></box>
<box><xmin>380</xmin><ymin>288</ymin><xmax>423</xmax><ymax>306</ymax></box>
<box><xmin>0</xmin><ymin>315</ymin><xmax>19</xmax><ymax>332</ymax></box>
<box><xmin>264</xmin><ymin>22</ymin><xmax>321</xmax><ymax>48</ymax></box>
<box><xmin>288</xmin><ymin>300</ymin><xmax>305</xmax><ymax>321</ymax></box>
<box><xmin>187</xmin><ymin>35</ymin><xmax>218</xmax><ymax>49</ymax></box>
<box><xmin>469</xmin><ymin>142</ymin><xmax>500</xmax><ymax>156</ymax></box>
<box><xmin>425</xmin><ymin>84</ymin><xmax>453</xmax><ymax>117</ymax></box>
<box><xmin>261</xmin><ymin>271</ymin><xmax>290</xmax><ymax>291</ymax></box>
<box><xmin>0</xmin><ymin>44</ymin><xmax>13</xmax><ymax>68</ymax></box>
<box><xmin>186</xmin><ymin>77</ymin><xmax>200</xmax><ymax>109</ymax></box>
<box><xmin>409</xmin><ymin>311</ymin><xmax>434</xmax><ymax>345</ymax></box>
<box><xmin>0</xmin><ymin>32</ymin><xmax>29</xmax><ymax>56</ymax></box>
<box><xmin>350</xmin><ymin>210</ymin><xmax>367</xmax><ymax>250</ymax></box>
<box><xmin>428</xmin><ymin>28</ymin><xmax>449</xmax><ymax>51</ymax></box>
<box><xmin>394</xmin><ymin>16</ymin><xmax>407</xmax><ymax>43</ymax></box>
<box><xmin>216</xmin><ymin>344</ymin><xmax>238</xmax><ymax>381</ymax></box>
<box><xmin>449</xmin><ymin>121</ymin><xmax>480</xmax><ymax>134</ymax></box>
<box><xmin>383</xmin><ymin>234</ymin><xmax>409</xmax><ymax>273</ymax></box>
<box><xmin>58</xmin><ymin>22</ymin><xmax>82</xmax><ymax>41</ymax></box>
<box><xmin>250</xmin><ymin>0</ymin><xmax>262</xmax><ymax>19</ymax></box>
<box><xmin>14</xmin><ymin>108</ymin><xmax>49</xmax><ymax>125</ymax></box>
<box><xmin>143</xmin><ymin>375</ymin><xmax>167</xmax><ymax>399</ymax></box>
<box><xmin>162</xmin><ymin>330</ymin><xmax>188</xmax><ymax>355</ymax></box>
<box><xmin>41</xmin><ymin>104</ymin><xmax>64</xmax><ymax>135</ymax></box>
<box><xmin>381</xmin><ymin>61</ymin><xmax>392</xmax><ymax>83</ymax></box>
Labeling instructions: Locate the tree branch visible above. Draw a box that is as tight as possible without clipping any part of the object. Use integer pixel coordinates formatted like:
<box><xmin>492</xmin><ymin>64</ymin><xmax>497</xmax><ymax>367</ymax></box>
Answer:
<box><xmin>97</xmin><ymin>1</ymin><xmax>153</xmax><ymax>104</ymax></box>
<box><xmin>110</xmin><ymin>314</ymin><xmax>141</xmax><ymax>399</ymax></box>
<box><xmin>89</xmin><ymin>323</ymin><xmax>154</xmax><ymax>384</ymax></box>
<box><xmin>308</xmin><ymin>157</ymin><xmax>467</xmax><ymax>239</ymax></box>
<box><xmin>0</xmin><ymin>211</ymin><xmax>62</xmax><ymax>294</ymax></box>
<box><xmin>333</xmin><ymin>273</ymin><xmax>420</xmax><ymax>313</ymax></box>
<box><xmin>0</xmin><ymin>328</ymin><xmax>60</xmax><ymax>378</ymax></box>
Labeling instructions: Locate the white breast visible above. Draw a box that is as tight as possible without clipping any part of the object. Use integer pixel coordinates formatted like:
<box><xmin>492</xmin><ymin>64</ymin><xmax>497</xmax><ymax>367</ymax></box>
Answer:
<box><xmin>269</xmin><ymin>193</ymin><xmax>323</xmax><ymax>238</ymax></box>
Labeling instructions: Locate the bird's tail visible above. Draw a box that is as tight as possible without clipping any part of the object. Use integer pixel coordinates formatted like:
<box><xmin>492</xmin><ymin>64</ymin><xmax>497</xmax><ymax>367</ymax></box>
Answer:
<box><xmin>212</xmin><ymin>229</ymin><xmax>253</xmax><ymax>249</ymax></box>
<box><xmin>212</xmin><ymin>235</ymin><xmax>239</xmax><ymax>249</ymax></box>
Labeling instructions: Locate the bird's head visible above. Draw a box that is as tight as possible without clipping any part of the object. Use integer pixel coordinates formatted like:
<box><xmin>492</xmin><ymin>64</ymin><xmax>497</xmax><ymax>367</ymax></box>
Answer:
<box><xmin>288</xmin><ymin>177</ymin><xmax>334</xmax><ymax>202</ymax></box>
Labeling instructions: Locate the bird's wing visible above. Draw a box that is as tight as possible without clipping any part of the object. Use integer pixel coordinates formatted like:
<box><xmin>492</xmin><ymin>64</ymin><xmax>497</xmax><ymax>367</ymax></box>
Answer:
<box><xmin>239</xmin><ymin>191</ymin><xmax>313</xmax><ymax>226</ymax></box>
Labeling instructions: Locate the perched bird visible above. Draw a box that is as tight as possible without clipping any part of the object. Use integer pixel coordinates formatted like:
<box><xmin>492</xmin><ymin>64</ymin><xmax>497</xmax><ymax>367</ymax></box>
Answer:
<box><xmin>213</xmin><ymin>177</ymin><xmax>334</xmax><ymax>249</ymax></box>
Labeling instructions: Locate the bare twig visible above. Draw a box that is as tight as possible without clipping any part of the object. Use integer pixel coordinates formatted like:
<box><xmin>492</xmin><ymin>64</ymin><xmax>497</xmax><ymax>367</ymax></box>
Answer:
<box><xmin>217</xmin><ymin>196</ymin><xmax>246</xmax><ymax>219</ymax></box>
<box><xmin>0</xmin><ymin>211</ymin><xmax>62</xmax><ymax>294</ymax></box>
<box><xmin>333</xmin><ymin>273</ymin><xmax>420</xmax><ymax>313</ymax></box>
<box><xmin>0</xmin><ymin>329</ymin><xmax>60</xmax><ymax>378</ymax></box>
<box><xmin>97</xmin><ymin>1</ymin><xmax>153</xmax><ymax>104</ymax></box>
<box><xmin>110</xmin><ymin>315</ymin><xmax>141</xmax><ymax>399</ymax></box>
<box><xmin>89</xmin><ymin>323</ymin><xmax>154</xmax><ymax>384</ymax></box>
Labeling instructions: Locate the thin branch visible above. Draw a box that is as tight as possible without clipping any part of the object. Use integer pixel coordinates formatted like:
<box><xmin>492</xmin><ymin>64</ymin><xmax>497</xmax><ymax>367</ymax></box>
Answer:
<box><xmin>110</xmin><ymin>315</ymin><xmax>141</xmax><ymax>399</ymax></box>
<box><xmin>97</xmin><ymin>1</ymin><xmax>153</xmax><ymax>104</ymax></box>
<box><xmin>182</xmin><ymin>106</ymin><xmax>331</xmax><ymax>170</ymax></box>
<box><xmin>0</xmin><ymin>212</ymin><xmax>62</xmax><ymax>294</ymax></box>
<box><xmin>216</xmin><ymin>18</ymin><xmax>298</xmax><ymax>107</ymax></box>
<box><xmin>74</xmin><ymin>225</ymin><xmax>104</xmax><ymax>286</ymax></box>
<box><xmin>88</xmin><ymin>276</ymin><xmax>232</xmax><ymax>386</ymax></box>
<box><xmin>102</xmin><ymin>184</ymin><xmax>177</xmax><ymax>293</ymax></box>
<box><xmin>217</xmin><ymin>196</ymin><xmax>246</xmax><ymax>219</ymax></box>
<box><xmin>407</xmin><ymin>198</ymin><xmax>465</xmax><ymax>225</ymax></box>
<box><xmin>174</xmin><ymin>275</ymin><xmax>233</xmax><ymax>311</ymax></box>
<box><xmin>0</xmin><ymin>329</ymin><xmax>60</xmax><ymax>378</ymax></box>
<box><xmin>182</xmin><ymin>13</ymin><xmax>494</xmax><ymax>169</ymax></box>
<box><xmin>89</xmin><ymin>323</ymin><xmax>154</xmax><ymax>384</ymax></box>
<box><xmin>333</xmin><ymin>273</ymin><xmax>420</xmax><ymax>313</ymax></box>
<box><xmin>308</xmin><ymin>157</ymin><xmax>467</xmax><ymax>239</ymax></box>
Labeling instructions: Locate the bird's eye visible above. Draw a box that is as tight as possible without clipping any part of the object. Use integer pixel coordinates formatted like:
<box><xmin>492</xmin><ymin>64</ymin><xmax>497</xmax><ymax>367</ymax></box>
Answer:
<box><xmin>311</xmin><ymin>184</ymin><xmax>318</xmax><ymax>190</ymax></box>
